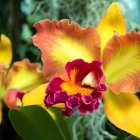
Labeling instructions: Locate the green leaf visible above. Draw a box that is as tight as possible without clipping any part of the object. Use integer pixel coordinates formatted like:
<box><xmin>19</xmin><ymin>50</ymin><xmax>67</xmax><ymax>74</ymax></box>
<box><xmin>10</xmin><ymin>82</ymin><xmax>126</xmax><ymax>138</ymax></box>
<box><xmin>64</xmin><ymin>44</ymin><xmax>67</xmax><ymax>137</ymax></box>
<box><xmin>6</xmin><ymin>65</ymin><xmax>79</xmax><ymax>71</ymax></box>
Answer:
<box><xmin>9</xmin><ymin>105</ymin><xmax>66</xmax><ymax>140</ymax></box>
<box><xmin>117</xmin><ymin>131</ymin><xmax>140</xmax><ymax>140</ymax></box>
<box><xmin>125</xmin><ymin>135</ymin><xmax>140</xmax><ymax>140</ymax></box>
<box><xmin>51</xmin><ymin>108</ymin><xmax>72</xmax><ymax>140</ymax></box>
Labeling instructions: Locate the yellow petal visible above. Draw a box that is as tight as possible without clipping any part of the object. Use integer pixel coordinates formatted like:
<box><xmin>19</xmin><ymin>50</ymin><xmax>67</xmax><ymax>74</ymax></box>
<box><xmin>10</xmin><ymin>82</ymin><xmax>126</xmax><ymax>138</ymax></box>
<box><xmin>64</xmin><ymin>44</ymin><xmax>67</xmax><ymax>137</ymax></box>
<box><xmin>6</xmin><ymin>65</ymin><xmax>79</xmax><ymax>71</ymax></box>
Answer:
<box><xmin>5</xmin><ymin>59</ymin><xmax>46</xmax><ymax>92</ymax></box>
<box><xmin>97</xmin><ymin>2</ymin><xmax>126</xmax><ymax>53</ymax></box>
<box><xmin>102</xmin><ymin>31</ymin><xmax>140</xmax><ymax>94</ymax></box>
<box><xmin>22</xmin><ymin>83</ymin><xmax>64</xmax><ymax>108</ymax></box>
<box><xmin>0</xmin><ymin>34</ymin><xmax>12</xmax><ymax>65</ymax></box>
<box><xmin>32</xmin><ymin>19</ymin><xmax>100</xmax><ymax>80</ymax></box>
<box><xmin>0</xmin><ymin>102</ymin><xmax>2</xmax><ymax>124</ymax></box>
<box><xmin>0</xmin><ymin>64</ymin><xmax>8</xmax><ymax>98</ymax></box>
<box><xmin>22</xmin><ymin>83</ymin><xmax>57</xmax><ymax>120</ymax></box>
<box><xmin>103</xmin><ymin>91</ymin><xmax>140</xmax><ymax>138</ymax></box>
<box><xmin>22</xmin><ymin>83</ymin><xmax>47</xmax><ymax>106</ymax></box>
<box><xmin>0</xmin><ymin>63</ymin><xmax>8</xmax><ymax>88</ymax></box>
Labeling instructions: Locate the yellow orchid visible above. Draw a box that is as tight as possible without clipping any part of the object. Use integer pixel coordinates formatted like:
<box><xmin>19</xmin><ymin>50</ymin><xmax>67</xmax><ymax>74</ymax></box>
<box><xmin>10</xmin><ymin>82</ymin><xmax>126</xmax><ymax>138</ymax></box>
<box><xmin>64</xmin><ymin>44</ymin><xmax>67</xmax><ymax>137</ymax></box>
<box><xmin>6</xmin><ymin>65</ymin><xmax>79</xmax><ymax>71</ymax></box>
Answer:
<box><xmin>0</xmin><ymin>34</ymin><xmax>46</xmax><ymax>123</ymax></box>
<box><xmin>22</xmin><ymin>2</ymin><xmax>140</xmax><ymax>138</ymax></box>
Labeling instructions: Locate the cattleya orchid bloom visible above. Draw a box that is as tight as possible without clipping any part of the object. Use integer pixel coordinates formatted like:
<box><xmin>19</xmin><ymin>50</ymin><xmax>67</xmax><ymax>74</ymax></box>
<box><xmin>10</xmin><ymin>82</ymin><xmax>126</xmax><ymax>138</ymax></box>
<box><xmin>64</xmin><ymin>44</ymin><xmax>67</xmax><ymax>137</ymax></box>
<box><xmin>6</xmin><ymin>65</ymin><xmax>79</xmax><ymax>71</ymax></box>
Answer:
<box><xmin>0</xmin><ymin>34</ymin><xmax>46</xmax><ymax>123</ymax></box>
<box><xmin>23</xmin><ymin>2</ymin><xmax>140</xmax><ymax>138</ymax></box>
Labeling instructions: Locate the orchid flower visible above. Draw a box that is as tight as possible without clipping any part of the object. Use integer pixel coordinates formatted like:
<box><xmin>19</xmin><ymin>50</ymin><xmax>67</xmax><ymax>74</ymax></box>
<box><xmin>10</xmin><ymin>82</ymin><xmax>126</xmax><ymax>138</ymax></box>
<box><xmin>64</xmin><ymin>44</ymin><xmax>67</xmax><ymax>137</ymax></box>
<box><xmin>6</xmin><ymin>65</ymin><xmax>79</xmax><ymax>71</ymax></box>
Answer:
<box><xmin>22</xmin><ymin>2</ymin><xmax>140</xmax><ymax>138</ymax></box>
<box><xmin>0</xmin><ymin>34</ymin><xmax>46</xmax><ymax>123</ymax></box>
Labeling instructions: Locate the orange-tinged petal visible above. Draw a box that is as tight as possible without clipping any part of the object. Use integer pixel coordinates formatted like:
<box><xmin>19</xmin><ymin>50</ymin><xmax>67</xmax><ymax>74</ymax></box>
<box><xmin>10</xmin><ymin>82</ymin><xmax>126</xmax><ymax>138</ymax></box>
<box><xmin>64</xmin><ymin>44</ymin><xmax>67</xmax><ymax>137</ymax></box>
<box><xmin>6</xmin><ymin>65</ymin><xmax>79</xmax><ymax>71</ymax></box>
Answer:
<box><xmin>22</xmin><ymin>83</ymin><xmax>64</xmax><ymax>108</ymax></box>
<box><xmin>5</xmin><ymin>59</ymin><xmax>46</xmax><ymax>92</ymax></box>
<box><xmin>0</xmin><ymin>102</ymin><xmax>2</xmax><ymax>124</ymax></box>
<box><xmin>4</xmin><ymin>88</ymin><xmax>25</xmax><ymax>109</ymax></box>
<box><xmin>97</xmin><ymin>2</ymin><xmax>126</xmax><ymax>53</ymax></box>
<box><xmin>102</xmin><ymin>31</ymin><xmax>140</xmax><ymax>94</ymax></box>
<box><xmin>103</xmin><ymin>91</ymin><xmax>140</xmax><ymax>138</ymax></box>
<box><xmin>0</xmin><ymin>34</ymin><xmax>12</xmax><ymax>65</ymax></box>
<box><xmin>32</xmin><ymin>19</ymin><xmax>100</xmax><ymax>80</ymax></box>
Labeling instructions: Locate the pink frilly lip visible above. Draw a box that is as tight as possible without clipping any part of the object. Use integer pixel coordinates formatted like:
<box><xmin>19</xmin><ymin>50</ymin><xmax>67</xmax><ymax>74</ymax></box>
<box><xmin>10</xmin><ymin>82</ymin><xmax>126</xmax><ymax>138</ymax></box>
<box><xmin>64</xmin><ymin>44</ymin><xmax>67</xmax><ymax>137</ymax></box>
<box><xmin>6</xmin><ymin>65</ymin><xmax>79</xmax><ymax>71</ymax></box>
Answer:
<box><xmin>44</xmin><ymin>59</ymin><xmax>107</xmax><ymax>117</ymax></box>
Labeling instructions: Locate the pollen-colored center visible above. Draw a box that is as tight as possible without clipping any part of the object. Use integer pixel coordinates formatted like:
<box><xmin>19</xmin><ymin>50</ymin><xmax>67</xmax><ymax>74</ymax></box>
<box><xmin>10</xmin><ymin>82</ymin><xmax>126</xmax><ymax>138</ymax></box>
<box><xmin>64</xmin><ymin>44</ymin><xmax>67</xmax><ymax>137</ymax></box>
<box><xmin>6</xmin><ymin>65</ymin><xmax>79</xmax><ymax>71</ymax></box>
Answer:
<box><xmin>61</xmin><ymin>81</ymin><xmax>93</xmax><ymax>96</ymax></box>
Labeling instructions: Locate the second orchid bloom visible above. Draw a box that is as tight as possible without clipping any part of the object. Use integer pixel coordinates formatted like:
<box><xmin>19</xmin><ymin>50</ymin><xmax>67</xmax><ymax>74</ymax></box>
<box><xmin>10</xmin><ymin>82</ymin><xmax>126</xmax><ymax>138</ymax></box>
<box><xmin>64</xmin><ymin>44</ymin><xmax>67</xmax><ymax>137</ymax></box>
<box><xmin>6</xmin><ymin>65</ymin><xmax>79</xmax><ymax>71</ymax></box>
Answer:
<box><xmin>23</xmin><ymin>2</ymin><xmax>140</xmax><ymax>138</ymax></box>
<box><xmin>0</xmin><ymin>34</ymin><xmax>46</xmax><ymax>123</ymax></box>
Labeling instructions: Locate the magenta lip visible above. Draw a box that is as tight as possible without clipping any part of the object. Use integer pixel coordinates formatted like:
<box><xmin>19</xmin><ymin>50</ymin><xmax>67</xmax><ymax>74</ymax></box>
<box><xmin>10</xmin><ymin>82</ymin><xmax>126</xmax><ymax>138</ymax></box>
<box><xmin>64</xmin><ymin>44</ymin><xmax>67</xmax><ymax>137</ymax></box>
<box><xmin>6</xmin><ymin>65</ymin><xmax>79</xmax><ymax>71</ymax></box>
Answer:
<box><xmin>44</xmin><ymin>59</ymin><xmax>107</xmax><ymax>117</ymax></box>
